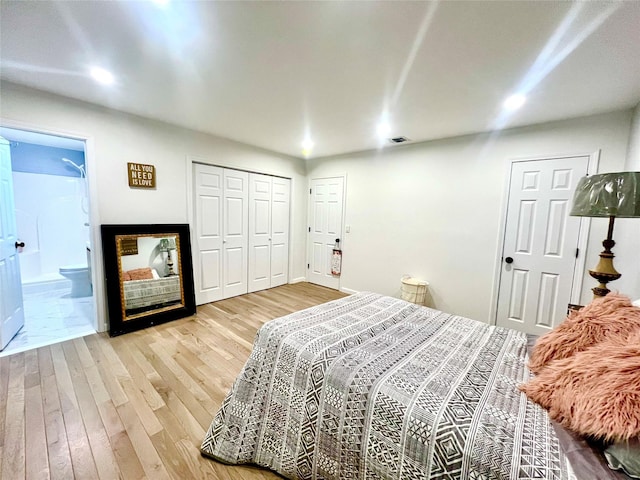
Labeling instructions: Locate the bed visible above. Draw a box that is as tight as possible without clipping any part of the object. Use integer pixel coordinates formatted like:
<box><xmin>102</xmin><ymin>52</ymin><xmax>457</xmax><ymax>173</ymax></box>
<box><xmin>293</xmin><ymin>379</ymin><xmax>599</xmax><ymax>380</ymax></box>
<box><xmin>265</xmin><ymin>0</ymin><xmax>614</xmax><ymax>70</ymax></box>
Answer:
<box><xmin>201</xmin><ymin>292</ymin><xmax>587</xmax><ymax>479</ymax></box>
<box><xmin>122</xmin><ymin>275</ymin><xmax>181</xmax><ymax>312</ymax></box>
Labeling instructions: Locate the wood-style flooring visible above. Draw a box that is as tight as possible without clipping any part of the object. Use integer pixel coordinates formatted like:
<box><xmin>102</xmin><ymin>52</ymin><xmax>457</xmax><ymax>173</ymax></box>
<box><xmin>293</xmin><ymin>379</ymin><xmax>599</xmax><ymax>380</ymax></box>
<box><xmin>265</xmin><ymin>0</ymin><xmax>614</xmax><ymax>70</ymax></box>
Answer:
<box><xmin>0</xmin><ymin>282</ymin><xmax>348</xmax><ymax>479</ymax></box>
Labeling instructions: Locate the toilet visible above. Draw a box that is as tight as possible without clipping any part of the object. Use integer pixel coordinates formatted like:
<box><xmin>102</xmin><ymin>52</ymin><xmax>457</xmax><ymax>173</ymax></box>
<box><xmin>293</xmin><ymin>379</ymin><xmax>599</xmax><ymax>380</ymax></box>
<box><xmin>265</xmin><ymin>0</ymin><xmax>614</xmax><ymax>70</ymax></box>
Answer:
<box><xmin>59</xmin><ymin>264</ymin><xmax>92</xmax><ymax>297</ymax></box>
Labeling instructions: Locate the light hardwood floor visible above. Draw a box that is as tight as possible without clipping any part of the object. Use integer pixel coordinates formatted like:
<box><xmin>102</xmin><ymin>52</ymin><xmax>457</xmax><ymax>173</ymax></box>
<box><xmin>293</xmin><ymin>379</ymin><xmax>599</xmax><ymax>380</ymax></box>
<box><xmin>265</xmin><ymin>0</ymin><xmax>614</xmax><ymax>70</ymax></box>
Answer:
<box><xmin>0</xmin><ymin>282</ymin><xmax>348</xmax><ymax>479</ymax></box>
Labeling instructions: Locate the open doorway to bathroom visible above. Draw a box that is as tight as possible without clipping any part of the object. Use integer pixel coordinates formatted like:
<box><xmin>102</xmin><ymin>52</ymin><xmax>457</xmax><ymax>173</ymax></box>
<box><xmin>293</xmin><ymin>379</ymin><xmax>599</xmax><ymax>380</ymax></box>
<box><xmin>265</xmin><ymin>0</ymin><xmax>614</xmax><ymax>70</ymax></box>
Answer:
<box><xmin>0</xmin><ymin>127</ymin><xmax>95</xmax><ymax>357</ymax></box>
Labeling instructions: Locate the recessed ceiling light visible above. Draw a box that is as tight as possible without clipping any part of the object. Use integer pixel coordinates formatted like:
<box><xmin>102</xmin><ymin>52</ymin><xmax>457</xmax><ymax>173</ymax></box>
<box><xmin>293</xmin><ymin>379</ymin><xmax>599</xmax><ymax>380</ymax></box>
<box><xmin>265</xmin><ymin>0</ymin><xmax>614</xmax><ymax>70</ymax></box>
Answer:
<box><xmin>90</xmin><ymin>67</ymin><xmax>115</xmax><ymax>85</ymax></box>
<box><xmin>301</xmin><ymin>138</ymin><xmax>314</xmax><ymax>157</ymax></box>
<box><xmin>377</xmin><ymin>122</ymin><xmax>391</xmax><ymax>138</ymax></box>
<box><xmin>503</xmin><ymin>94</ymin><xmax>526</xmax><ymax>111</ymax></box>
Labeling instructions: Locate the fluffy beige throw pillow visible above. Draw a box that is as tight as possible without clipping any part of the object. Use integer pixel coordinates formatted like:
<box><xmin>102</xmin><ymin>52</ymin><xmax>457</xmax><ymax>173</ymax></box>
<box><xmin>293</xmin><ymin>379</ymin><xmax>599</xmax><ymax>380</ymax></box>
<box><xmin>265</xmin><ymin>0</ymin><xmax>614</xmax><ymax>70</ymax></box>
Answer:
<box><xmin>521</xmin><ymin>330</ymin><xmax>640</xmax><ymax>442</ymax></box>
<box><xmin>126</xmin><ymin>267</ymin><xmax>154</xmax><ymax>281</ymax></box>
<box><xmin>528</xmin><ymin>293</ymin><xmax>640</xmax><ymax>374</ymax></box>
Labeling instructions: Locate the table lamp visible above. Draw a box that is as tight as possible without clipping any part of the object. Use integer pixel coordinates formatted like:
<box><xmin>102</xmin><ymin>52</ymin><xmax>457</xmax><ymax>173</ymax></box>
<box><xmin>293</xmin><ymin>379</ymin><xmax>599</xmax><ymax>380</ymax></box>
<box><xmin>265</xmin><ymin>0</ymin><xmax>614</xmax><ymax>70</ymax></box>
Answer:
<box><xmin>159</xmin><ymin>238</ymin><xmax>176</xmax><ymax>276</ymax></box>
<box><xmin>570</xmin><ymin>171</ymin><xmax>640</xmax><ymax>297</ymax></box>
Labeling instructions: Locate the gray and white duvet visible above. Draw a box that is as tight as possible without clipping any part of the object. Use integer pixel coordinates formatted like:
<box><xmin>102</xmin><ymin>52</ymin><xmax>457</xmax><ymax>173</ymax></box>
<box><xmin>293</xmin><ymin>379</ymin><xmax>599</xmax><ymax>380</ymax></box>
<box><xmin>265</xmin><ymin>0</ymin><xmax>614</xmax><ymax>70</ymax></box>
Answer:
<box><xmin>201</xmin><ymin>292</ymin><xmax>575</xmax><ymax>479</ymax></box>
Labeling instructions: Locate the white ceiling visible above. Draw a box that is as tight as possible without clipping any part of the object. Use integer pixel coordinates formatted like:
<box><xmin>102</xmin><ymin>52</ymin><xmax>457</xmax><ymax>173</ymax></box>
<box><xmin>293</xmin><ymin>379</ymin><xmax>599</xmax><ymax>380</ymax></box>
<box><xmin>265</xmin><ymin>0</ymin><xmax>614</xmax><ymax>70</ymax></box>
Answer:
<box><xmin>1</xmin><ymin>1</ymin><xmax>639</xmax><ymax>159</ymax></box>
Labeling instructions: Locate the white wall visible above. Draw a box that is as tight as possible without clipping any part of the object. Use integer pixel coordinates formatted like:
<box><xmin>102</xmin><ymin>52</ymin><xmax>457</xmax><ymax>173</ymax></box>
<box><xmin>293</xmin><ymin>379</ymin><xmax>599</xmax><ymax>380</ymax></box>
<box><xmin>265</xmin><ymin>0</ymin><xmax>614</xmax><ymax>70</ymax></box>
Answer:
<box><xmin>625</xmin><ymin>103</ymin><xmax>640</xmax><ymax>169</ymax></box>
<box><xmin>0</xmin><ymin>81</ymin><xmax>308</xmax><ymax>331</ymax></box>
<box><xmin>307</xmin><ymin>110</ymin><xmax>634</xmax><ymax>322</ymax></box>
<box><xmin>3</xmin><ymin>81</ymin><xmax>637</xmax><ymax>328</ymax></box>
<box><xmin>615</xmin><ymin>102</ymin><xmax>640</xmax><ymax>299</ymax></box>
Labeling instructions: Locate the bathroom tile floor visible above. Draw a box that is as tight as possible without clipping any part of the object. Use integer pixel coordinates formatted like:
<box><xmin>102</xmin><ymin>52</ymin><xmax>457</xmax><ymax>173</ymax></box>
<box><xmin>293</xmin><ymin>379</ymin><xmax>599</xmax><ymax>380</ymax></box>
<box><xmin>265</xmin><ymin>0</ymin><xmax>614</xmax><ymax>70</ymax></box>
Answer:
<box><xmin>0</xmin><ymin>284</ymin><xmax>95</xmax><ymax>357</ymax></box>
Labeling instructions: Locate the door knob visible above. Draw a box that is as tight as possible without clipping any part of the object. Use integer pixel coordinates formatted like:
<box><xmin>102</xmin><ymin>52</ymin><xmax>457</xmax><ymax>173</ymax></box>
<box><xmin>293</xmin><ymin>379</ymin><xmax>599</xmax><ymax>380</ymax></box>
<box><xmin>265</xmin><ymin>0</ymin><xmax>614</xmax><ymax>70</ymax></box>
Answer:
<box><xmin>15</xmin><ymin>241</ymin><xmax>25</xmax><ymax>249</ymax></box>
<box><xmin>505</xmin><ymin>256</ymin><xmax>514</xmax><ymax>264</ymax></box>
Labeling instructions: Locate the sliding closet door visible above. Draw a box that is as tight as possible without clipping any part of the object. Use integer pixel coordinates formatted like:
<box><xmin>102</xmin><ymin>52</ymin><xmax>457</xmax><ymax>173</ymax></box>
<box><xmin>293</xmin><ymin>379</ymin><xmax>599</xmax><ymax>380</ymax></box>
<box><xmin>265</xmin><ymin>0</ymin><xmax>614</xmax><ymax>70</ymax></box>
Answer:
<box><xmin>248</xmin><ymin>173</ymin><xmax>272</xmax><ymax>293</ymax></box>
<box><xmin>248</xmin><ymin>174</ymin><xmax>290</xmax><ymax>293</ymax></box>
<box><xmin>194</xmin><ymin>165</ymin><xmax>289</xmax><ymax>303</ymax></box>
<box><xmin>222</xmin><ymin>169</ymin><xmax>248</xmax><ymax>298</ymax></box>
<box><xmin>193</xmin><ymin>164</ymin><xmax>224</xmax><ymax>304</ymax></box>
<box><xmin>270</xmin><ymin>177</ymin><xmax>290</xmax><ymax>287</ymax></box>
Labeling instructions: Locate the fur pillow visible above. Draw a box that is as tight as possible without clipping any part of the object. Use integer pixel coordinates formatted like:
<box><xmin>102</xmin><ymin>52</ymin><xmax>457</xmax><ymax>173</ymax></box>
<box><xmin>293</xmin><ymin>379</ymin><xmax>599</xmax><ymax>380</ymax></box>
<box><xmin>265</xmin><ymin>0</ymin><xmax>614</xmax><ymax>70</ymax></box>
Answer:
<box><xmin>528</xmin><ymin>293</ymin><xmax>640</xmax><ymax>373</ymax></box>
<box><xmin>520</xmin><ymin>330</ymin><xmax>640</xmax><ymax>442</ymax></box>
<box><xmin>125</xmin><ymin>267</ymin><xmax>154</xmax><ymax>281</ymax></box>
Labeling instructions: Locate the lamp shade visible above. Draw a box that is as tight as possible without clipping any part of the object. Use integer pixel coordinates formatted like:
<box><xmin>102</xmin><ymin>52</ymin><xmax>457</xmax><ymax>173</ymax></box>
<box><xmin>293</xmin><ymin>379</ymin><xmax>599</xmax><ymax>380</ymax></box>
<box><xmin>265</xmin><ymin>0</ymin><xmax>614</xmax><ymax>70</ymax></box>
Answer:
<box><xmin>159</xmin><ymin>238</ymin><xmax>170</xmax><ymax>251</ymax></box>
<box><xmin>570</xmin><ymin>171</ymin><xmax>640</xmax><ymax>218</ymax></box>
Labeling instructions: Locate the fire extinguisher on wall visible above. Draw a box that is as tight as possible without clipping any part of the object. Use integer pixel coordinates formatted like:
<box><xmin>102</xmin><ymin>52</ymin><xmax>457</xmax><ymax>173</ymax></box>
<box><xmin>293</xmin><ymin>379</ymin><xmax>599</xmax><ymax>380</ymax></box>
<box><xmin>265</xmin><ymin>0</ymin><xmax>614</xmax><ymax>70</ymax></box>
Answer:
<box><xmin>331</xmin><ymin>238</ymin><xmax>342</xmax><ymax>276</ymax></box>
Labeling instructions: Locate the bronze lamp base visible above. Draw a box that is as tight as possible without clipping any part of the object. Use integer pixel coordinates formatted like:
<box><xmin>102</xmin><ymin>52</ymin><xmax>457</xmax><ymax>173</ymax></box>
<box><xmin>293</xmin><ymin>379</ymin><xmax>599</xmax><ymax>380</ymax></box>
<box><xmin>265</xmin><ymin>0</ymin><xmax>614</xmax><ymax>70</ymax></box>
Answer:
<box><xmin>588</xmin><ymin>217</ymin><xmax>621</xmax><ymax>298</ymax></box>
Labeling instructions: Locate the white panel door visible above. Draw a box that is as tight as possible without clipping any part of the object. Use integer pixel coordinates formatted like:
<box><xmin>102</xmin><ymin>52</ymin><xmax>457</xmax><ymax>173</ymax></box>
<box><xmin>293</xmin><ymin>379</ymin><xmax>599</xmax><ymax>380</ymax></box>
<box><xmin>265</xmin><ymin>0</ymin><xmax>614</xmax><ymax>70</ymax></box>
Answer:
<box><xmin>497</xmin><ymin>156</ymin><xmax>588</xmax><ymax>335</ymax></box>
<box><xmin>193</xmin><ymin>164</ymin><xmax>223</xmax><ymax>304</ymax></box>
<box><xmin>223</xmin><ymin>169</ymin><xmax>248</xmax><ymax>298</ymax></box>
<box><xmin>270</xmin><ymin>177</ymin><xmax>290</xmax><ymax>288</ymax></box>
<box><xmin>0</xmin><ymin>137</ymin><xmax>24</xmax><ymax>350</ymax></box>
<box><xmin>248</xmin><ymin>173</ymin><xmax>272</xmax><ymax>293</ymax></box>
<box><xmin>248</xmin><ymin>174</ymin><xmax>291</xmax><ymax>293</ymax></box>
<box><xmin>307</xmin><ymin>177</ymin><xmax>344</xmax><ymax>290</ymax></box>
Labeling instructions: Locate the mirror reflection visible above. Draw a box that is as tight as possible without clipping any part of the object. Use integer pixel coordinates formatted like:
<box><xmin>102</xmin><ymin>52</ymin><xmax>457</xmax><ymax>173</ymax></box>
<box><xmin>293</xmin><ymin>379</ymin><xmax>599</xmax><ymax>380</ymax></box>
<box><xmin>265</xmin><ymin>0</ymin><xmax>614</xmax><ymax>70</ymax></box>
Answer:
<box><xmin>116</xmin><ymin>233</ymin><xmax>184</xmax><ymax>320</ymax></box>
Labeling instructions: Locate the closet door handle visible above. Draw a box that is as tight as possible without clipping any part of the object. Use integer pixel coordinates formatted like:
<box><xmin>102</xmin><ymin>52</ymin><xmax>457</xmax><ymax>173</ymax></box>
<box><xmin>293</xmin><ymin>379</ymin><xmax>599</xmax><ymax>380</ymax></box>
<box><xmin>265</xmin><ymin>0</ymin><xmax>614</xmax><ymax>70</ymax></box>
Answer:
<box><xmin>15</xmin><ymin>241</ymin><xmax>25</xmax><ymax>249</ymax></box>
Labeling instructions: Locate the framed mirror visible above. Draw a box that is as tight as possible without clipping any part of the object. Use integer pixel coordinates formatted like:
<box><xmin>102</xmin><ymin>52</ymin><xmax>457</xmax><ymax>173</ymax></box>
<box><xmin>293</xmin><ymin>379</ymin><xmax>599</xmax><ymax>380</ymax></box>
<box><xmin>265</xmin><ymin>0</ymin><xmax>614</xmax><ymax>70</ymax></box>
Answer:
<box><xmin>101</xmin><ymin>224</ymin><xmax>196</xmax><ymax>336</ymax></box>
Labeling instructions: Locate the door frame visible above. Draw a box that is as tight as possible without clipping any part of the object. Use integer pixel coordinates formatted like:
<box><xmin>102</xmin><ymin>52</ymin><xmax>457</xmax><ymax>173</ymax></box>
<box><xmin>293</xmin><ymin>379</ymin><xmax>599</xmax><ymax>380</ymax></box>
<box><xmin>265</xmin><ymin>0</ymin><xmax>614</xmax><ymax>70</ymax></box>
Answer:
<box><xmin>489</xmin><ymin>151</ymin><xmax>600</xmax><ymax>325</ymax></box>
<box><xmin>0</xmin><ymin>117</ymin><xmax>104</xmax><ymax>332</ymax></box>
<box><xmin>306</xmin><ymin>174</ymin><xmax>347</xmax><ymax>291</ymax></box>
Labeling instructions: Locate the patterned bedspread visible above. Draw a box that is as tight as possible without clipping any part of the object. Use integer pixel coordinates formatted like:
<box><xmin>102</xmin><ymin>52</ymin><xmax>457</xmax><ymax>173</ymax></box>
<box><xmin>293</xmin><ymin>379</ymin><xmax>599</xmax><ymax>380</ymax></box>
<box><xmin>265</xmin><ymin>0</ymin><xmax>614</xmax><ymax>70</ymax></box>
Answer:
<box><xmin>201</xmin><ymin>292</ymin><xmax>575</xmax><ymax>480</ymax></box>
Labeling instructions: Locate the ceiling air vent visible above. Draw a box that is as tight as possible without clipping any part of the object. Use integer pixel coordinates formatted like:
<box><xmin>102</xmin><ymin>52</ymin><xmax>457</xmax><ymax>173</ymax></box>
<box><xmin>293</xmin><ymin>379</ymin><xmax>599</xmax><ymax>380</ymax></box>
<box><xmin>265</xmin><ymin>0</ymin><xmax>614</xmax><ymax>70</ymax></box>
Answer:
<box><xmin>389</xmin><ymin>136</ymin><xmax>410</xmax><ymax>144</ymax></box>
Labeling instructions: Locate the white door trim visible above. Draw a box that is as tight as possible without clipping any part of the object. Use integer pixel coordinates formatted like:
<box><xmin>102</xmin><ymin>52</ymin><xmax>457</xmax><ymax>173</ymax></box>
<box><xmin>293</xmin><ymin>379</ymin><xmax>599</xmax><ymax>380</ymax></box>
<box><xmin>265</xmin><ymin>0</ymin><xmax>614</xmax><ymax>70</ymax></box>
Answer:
<box><xmin>489</xmin><ymin>151</ymin><xmax>600</xmax><ymax>325</ymax></box>
<box><xmin>0</xmin><ymin>117</ymin><xmax>104</xmax><ymax>332</ymax></box>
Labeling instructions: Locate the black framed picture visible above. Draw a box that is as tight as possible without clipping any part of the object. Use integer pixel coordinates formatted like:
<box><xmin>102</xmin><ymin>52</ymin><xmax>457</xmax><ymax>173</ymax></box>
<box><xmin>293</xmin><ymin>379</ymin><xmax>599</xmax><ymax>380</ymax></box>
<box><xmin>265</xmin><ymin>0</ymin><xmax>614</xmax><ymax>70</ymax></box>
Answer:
<box><xmin>101</xmin><ymin>223</ymin><xmax>196</xmax><ymax>337</ymax></box>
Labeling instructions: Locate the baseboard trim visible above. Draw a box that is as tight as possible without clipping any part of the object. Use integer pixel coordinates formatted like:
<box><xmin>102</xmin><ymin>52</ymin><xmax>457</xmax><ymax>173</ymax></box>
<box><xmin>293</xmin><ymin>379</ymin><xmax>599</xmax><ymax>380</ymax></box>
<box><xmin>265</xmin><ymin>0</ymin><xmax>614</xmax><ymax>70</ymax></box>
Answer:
<box><xmin>340</xmin><ymin>287</ymin><xmax>359</xmax><ymax>295</ymax></box>
<box><xmin>289</xmin><ymin>277</ymin><xmax>307</xmax><ymax>284</ymax></box>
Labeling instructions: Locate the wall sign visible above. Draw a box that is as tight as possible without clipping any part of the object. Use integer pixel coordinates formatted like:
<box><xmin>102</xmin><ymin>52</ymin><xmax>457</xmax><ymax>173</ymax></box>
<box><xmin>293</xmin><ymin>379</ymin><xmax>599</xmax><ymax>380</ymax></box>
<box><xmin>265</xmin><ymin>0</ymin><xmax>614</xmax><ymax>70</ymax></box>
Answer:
<box><xmin>128</xmin><ymin>162</ymin><xmax>156</xmax><ymax>188</ymax></box>
<box><xmin>119</xmin><ymin>238</ymin><xmax>139</xmax><ymax>256</ymax></box>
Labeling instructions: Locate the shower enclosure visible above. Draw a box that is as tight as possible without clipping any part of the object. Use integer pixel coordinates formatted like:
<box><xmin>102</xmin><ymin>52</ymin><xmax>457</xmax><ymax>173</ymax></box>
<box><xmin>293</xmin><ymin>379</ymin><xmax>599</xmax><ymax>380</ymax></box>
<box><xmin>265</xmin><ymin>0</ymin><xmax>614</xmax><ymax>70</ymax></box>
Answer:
<box><xmin>13</xmin><ymin>149</ymin><xmax>89</xmax><ymax>288</ymax></box>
